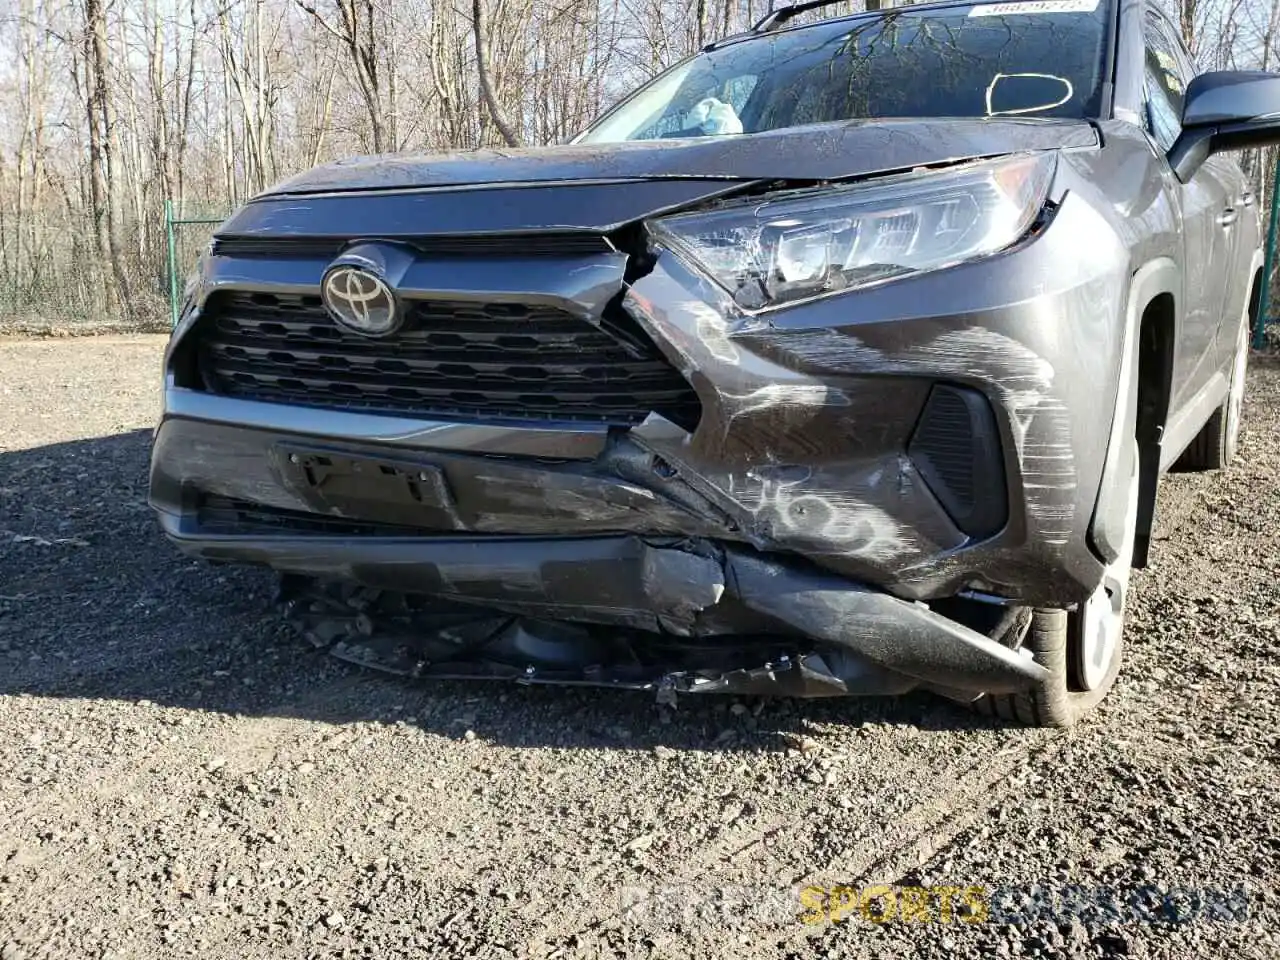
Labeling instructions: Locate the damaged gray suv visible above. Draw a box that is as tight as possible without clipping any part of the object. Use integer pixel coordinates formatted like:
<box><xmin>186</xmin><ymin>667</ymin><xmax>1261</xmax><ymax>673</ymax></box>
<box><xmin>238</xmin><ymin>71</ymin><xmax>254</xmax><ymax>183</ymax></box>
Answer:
<box><xmin>152</xmin><ymin>0</ymin><xmax>1275</xmax><ymax>725</ymax></box>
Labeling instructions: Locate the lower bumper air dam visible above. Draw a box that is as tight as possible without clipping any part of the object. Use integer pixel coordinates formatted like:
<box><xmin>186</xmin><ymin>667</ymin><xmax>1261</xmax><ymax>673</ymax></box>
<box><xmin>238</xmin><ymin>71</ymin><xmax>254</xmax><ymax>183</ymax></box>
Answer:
<box><xmin>159</xmin><ymin>515</ymin><xmax>1049</xmax><ymax>698</ymax></box>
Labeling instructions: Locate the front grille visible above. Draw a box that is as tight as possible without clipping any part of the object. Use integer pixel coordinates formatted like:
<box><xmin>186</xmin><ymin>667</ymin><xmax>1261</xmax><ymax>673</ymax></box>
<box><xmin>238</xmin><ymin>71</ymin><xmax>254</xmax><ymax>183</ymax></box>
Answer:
<box><xmin>196</xmin><ymin>494</ymin><xmax>421</xmax><ymax>536</ymax></box>
<box><xmin>196</xmin><ymin>291</ymin><xmax>701</xmax><ymax>427</ymax></box>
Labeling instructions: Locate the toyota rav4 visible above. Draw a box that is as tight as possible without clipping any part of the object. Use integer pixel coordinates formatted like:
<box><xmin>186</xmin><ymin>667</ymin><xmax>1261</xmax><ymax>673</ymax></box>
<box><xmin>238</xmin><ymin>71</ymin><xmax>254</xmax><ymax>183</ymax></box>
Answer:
<box><xmin>151</xmin><ymin>0</ymin><xmax>1275</xmax><ymax>725</ymax></box>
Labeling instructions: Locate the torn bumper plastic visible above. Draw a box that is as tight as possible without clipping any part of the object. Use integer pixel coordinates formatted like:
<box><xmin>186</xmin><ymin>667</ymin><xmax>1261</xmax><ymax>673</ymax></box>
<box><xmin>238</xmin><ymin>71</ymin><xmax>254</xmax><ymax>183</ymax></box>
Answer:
<box><xmin>149</xmin><ymin>152</ymin><xmax>1140</xmax><ymax>700</ymax></box>
<box><xmin>162</xmin><ymin>519</ymin><xmax>1049</xmax><ymax>696</ymax></box>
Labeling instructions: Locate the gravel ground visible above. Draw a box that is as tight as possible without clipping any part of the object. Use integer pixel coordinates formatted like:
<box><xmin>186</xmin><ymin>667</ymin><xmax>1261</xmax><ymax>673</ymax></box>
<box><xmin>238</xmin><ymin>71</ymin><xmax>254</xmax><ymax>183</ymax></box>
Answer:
<box><xmin>1</xmin><ymin>335</ymin><xmax>1278</xmax><ymax>960</ymax></box>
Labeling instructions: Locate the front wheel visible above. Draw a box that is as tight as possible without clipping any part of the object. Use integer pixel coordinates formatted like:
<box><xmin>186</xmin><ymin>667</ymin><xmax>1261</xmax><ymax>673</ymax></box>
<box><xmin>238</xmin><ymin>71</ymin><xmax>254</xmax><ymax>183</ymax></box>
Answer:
<box><xmin>972</xmin><ymin>437</ymin><xmax>1138</xmax><ymax>728</ymax></box>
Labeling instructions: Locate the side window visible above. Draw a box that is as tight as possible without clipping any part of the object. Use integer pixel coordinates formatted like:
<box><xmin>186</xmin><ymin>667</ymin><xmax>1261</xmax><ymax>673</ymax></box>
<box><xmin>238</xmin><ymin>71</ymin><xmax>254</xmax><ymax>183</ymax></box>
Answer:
<box><xmin>1143</xmin><ymin>12</ymin><xmax>1195</xmax><ymax>152</ymax></box>
<box><xmin>1144</xmin><ymin>50</ymin><xmax>1182</xmax><ymax>151</ymax></box>
<box><xmin>1160</xmin><ymin>15</ymin><xmax>1199</xmax><ymax>81</ymax></box>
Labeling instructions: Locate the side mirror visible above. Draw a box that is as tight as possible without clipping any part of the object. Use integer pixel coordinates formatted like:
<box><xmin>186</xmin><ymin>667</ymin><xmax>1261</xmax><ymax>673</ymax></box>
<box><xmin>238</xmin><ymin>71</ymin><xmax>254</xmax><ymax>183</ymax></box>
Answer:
<box><xmin>1169</xmin><ymin>70</ymin><xmax>1280</xmax><ymax>181</ymax></box>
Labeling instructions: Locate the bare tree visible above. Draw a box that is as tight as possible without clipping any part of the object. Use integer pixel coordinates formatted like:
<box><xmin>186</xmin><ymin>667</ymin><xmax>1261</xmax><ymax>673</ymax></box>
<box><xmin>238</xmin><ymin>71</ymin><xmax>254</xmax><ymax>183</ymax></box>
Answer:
<box><xmin>297</xmin><ymin>0</ymin><xmax>388</xmax><ymax>151</ymax></box>
<box><xmin>473</xmin><ymin>0</ymin><xmax>522</xmax><ymax>146</ymax></box>
<box><xmin>5</xmin><ymin>0</ymin><xmax>1280</xmax><ymax>332</ymax></box>
<box><xmin>81</xmin><ymin>0</ymin><xmax>133</xmax><ymax>310</ymax></box>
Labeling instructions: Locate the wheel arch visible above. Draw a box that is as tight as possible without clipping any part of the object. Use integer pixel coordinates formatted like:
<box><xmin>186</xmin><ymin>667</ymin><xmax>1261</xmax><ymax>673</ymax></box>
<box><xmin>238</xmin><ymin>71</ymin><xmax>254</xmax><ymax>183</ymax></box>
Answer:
<box><xmin>1247</xmin><ymin>248</ymin><xmax>1265</xmax><ymax>346</ymax></box>
<box><xmin>1133</xmin><ymin>290</ymin><xmax>1177</xmax><ymax>567</ymax></box>
<box><xmin>1089</xmin><ymin>258</ymin><xmax>1178</xmax><ymax>571</ymax></box>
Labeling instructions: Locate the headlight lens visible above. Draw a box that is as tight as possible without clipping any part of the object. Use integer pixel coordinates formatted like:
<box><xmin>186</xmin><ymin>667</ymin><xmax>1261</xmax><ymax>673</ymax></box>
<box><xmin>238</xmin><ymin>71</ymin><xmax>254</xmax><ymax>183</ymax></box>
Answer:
<box><xmin>648</xmin><ymin>153</ymin><xmax>1055</xmax><ymax>310</ymax></box>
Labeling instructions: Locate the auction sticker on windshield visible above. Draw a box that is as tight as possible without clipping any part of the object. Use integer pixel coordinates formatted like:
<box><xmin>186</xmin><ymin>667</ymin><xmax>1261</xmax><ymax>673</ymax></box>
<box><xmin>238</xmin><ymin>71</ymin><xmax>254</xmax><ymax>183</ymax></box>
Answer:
<box><xmin>969</xmin><ymin>0</ymin><xmax>1099</xmax><ymax>15</ymax></box>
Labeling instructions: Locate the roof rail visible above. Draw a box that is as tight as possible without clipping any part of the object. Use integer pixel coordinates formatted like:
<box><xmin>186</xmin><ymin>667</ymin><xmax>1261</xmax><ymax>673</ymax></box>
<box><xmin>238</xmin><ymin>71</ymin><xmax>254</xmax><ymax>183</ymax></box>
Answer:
<box><xmin>752</xmin><ymin>0</ymin><xmax>880</xmax><ymax>33</ymax></box>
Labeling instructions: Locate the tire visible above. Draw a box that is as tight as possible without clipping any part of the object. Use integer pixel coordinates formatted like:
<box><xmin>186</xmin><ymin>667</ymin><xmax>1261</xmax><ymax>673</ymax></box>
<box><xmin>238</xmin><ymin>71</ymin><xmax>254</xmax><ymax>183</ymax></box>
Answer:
<box><xmin>971</xmin><ymin>434</ymin><xmax>1139</xmax><ymax>728</ymax></box>
<box><xmin>1176</xmin><ymin>316</ymin><xmax>1249</xmax><ymax>471</ymax></box>
<box><xmin>971</xmin><ymin>607</ymin><xmax>1123</xmax><ymax>727</ymax></box>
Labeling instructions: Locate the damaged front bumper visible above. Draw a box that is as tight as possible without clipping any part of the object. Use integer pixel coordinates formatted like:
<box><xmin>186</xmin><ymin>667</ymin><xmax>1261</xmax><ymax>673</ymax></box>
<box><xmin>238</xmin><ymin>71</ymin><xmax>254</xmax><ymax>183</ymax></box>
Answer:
<box><xmin>150</xmin><ymin>154</ymin><xmax>1132</xmax><ymax>700</ymax></box>
<box><xmin>150</xmin><ymin>414</ymin><xmax>1048</xmax><ymax>698</ymax></box>
<box><xmin>166</xmin><ymin>519</ymin><xmax>1048</xmax><ymax>697</ymax></box>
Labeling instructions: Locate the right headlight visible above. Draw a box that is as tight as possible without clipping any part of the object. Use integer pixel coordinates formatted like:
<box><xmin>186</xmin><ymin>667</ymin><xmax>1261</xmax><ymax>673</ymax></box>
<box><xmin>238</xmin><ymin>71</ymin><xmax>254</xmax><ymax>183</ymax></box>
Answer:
<box><xmin>647</xmin><ymin>153</ymin><xmax>1055</xmax><ymax>310</ymax></box>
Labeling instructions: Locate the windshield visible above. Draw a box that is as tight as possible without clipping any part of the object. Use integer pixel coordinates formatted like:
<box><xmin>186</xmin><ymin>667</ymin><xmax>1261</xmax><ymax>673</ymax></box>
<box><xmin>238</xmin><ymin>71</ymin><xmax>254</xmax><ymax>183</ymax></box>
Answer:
<box><xmin>579</xmin><ymin>1</ymin><xmax>1109</xmax><ymax>143</ymax></box>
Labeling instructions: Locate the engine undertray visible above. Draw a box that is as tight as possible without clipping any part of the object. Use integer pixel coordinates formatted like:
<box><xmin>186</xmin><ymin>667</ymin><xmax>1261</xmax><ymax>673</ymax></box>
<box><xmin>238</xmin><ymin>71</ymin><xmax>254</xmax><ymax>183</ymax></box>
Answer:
<box><xmin>276</xmin><ymin>574</ymin><xmax>899</xmax><ymax>700</ymax></box>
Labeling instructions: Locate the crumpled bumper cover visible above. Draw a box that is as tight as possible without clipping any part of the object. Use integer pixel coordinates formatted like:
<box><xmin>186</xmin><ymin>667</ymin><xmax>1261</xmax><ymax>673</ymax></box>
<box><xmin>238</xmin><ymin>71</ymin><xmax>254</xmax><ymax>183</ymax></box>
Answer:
<box><xmin>150</xmin><ymin>153</ymin><xmax>1135</xmax><ymax>700</ymax></box>
<box><xmin>162</xmin><ymin>515</ymin><xmax>1048</xmax><ymax>697</ymax></box>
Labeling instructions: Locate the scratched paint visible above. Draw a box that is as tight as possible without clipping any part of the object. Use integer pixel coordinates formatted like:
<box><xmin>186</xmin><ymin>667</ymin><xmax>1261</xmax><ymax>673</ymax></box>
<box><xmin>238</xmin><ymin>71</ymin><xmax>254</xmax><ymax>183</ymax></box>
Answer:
<box><xmin>770</xmin><ymin>325</ymin><xmax>1079</xmax><ymax>546</ymax></box>
<box><xmin>618</xmin><ymin>217</ymin><xmax>1135</xmax><ymax>602</ymax></box>
<box><xmin>736</xmin><ymin>462</ymin><xmax>923</xmax><ymax>565</ymax></box>
<box><xmin>160</xmin><ymin>135</ymin><xmax>1147</xmax><ymax>612</ymax></box>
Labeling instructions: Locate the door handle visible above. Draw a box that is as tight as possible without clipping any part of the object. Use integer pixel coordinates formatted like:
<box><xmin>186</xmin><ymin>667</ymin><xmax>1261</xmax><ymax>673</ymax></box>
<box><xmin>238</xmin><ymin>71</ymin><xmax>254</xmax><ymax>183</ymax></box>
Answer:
<box><xmin>1217</xmin><ymin>207</ymin><xmax>1238</xmax><ymax>227</ymax></box>
<box><xmin>1240</xmin><ymin>191</ymin><xmax>1256</xmax><ymax>207</ymax></box>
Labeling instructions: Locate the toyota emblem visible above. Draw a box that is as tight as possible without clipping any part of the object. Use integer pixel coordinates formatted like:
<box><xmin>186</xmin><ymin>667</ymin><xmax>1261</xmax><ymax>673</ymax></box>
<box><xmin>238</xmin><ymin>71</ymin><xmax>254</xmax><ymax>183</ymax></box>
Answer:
<box><xmin>321</xmin><ymin>265</ymin><xmax>400</xmax><ymax>337</ymax></box>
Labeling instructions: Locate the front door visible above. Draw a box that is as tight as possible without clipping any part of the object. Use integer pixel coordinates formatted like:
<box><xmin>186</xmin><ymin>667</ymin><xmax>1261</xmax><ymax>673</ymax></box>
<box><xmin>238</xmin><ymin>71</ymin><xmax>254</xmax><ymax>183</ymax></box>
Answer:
<box><xmin>1143</xmin><ymin>10</ymin><xmax>1237</xmax><ymax>410</ymax></box>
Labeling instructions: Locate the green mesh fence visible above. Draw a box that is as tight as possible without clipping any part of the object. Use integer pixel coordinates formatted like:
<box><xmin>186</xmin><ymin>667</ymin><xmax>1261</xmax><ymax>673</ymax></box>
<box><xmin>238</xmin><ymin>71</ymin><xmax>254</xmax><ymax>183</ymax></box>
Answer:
<box><xmin>1260</xmin><ymin>159</ymin><xmax>1280</xmax><ymax>349</ymax></box>
<box><xmin>165</xmin><ymin>200</ymin><xmax>228</xmax><ymax>328</ymax></box>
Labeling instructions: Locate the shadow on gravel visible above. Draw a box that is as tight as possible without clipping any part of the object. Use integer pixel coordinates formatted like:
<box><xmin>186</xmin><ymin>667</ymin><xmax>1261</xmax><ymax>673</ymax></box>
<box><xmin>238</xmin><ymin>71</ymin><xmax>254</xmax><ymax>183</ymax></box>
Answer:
<box><xmin>0</xmin><ymin>429</ymin><xmax>1014</xmax><ymax>747</ymax></box>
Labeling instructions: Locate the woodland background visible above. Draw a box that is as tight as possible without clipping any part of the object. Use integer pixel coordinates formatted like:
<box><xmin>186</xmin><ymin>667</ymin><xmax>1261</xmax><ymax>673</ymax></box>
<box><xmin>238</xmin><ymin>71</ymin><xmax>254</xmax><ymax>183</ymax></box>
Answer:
<box><xmin>2</xmin><ymin>0</ymin><xmax>1279</xmax><ymax>330</ymax></box>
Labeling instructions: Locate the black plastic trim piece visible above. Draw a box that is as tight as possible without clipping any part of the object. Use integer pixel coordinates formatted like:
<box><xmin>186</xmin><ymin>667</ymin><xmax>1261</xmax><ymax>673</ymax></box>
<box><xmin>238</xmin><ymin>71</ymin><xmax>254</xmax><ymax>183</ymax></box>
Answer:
<box><xmin>908</xmin><ymin>384</ymin><xmax>1008</xmax><ymax>541</ymax></box>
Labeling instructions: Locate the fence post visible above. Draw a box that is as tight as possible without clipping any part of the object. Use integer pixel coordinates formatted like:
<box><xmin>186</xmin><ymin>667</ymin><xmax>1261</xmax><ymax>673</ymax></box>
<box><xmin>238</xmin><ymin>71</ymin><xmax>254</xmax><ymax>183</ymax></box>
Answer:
<box><xmin>165</xmin><ymin>199</ymin><xmax>181</xmax><ymax>329</ymax></box>
<box><xmin>1257</xmin><ymin>154</ymin><xmax>1280</xmax><ymax>349</ymax></box>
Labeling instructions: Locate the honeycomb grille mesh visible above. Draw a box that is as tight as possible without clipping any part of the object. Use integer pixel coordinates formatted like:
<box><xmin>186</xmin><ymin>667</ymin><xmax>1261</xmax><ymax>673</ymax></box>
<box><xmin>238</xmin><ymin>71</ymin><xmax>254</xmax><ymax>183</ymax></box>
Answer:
<box><xmin>196</xmin><ymin>290</ymin><xmax>701</xmax><ymax>426</ymax></box>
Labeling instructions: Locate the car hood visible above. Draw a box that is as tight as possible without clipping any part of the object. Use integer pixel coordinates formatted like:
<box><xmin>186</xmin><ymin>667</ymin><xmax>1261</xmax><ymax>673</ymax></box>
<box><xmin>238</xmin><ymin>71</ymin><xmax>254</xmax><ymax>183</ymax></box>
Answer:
<box><xmin>261</xmin><ymin>118</ymin><xmax>1098</xmax><ymax>196</ymax></box>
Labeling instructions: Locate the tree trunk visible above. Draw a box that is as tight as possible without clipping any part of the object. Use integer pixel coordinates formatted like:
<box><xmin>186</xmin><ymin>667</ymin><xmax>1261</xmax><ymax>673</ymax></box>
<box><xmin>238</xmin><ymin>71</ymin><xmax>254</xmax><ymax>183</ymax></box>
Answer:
<box><xmin>83</xmin><ymin>0</ymin><xmax>109</xmax><ymax>267</ymax></box>
<box><xmin>472</xmin><ymin>0</ymin><xmax>521</xmax><ymax>146</ymax></box>
<box><xmin>84</xmin><ymin>0</ymin><xmax>132</xmax><ymax>315</ymax></box>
